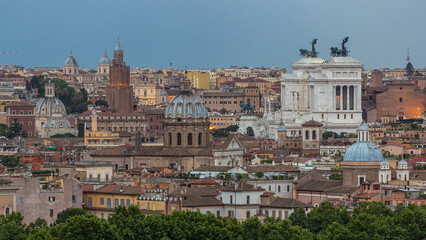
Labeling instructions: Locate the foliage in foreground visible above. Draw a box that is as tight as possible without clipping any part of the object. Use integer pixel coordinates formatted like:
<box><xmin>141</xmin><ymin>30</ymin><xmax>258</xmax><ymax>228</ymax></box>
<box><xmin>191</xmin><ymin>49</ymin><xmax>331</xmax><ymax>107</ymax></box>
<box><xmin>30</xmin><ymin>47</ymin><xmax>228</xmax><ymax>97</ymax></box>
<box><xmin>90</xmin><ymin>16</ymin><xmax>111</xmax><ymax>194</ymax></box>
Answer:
<box><xmin>0</xmin><ymin>202</ymin><xmax>425</xmax><ymax>240</ymax></box>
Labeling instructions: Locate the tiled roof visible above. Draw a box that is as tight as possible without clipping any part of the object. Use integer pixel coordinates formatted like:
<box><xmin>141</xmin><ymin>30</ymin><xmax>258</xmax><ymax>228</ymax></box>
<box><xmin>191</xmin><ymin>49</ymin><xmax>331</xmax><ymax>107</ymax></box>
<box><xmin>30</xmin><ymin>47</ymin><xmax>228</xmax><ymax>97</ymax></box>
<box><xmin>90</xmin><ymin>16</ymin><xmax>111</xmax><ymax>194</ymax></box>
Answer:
<box><xmin>265</xmin><ymin>198</ymin><xmax>311</xmax><ymax>208</ymax></box>
<box><xmin>193</xmin><ymin>166</ymin><xmax>233</xmax><ymax>172</ymax></box>
<box><xmin>297</xmin><ymin>171</ymin><xmax>343</xmax><ymax>192</ymax></box>
<box><xmin>221</xmin><ymin>182</ymin><xmax>264</xmax><ymax>192</ymax></box>
<box><xmin>244</xmin><ymin>165</ymin><xmax>299</xmax><ymax>173</ymax></box>
<box><xmin>89</xmin><ymin>185</ymin><xmax>144</xmax><ymax>195</ymax></box>
<box><xmin>324</xmin><ymin>185</ymin><xmax>358</xmax><ymax>194</ymax></box>
<box><xmin>182</xmin><ymin>195</ymin><xmax>224</xmax><ymax>207</ymax></box>
<box><xmin>301</xmin><ymin>120</ymin><xmax>323</xmax><ymax>127</ymax></box>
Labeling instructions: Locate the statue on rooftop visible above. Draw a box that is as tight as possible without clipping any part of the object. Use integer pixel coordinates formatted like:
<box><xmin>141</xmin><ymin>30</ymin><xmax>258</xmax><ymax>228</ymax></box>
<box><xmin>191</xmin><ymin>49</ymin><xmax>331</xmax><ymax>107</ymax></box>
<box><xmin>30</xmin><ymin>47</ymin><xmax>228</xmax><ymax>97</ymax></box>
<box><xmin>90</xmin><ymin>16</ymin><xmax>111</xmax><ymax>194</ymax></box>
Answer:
<box><xmin>299</xmin><ymin>38</ymin><xmax>319</xmax><ymax>58</ymax></box>
<box><xmin>330</xmin><ymin>37</ymin><xmax>350</xmax><ymax>57</ymax></box>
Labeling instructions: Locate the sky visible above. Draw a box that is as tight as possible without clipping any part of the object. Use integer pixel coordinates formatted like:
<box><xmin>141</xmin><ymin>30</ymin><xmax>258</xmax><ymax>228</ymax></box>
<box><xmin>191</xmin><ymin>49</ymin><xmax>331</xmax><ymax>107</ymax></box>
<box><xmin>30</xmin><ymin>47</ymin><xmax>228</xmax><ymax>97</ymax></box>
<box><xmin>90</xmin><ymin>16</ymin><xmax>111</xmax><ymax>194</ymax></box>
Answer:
<box><xmin>1</xmin><ymin>0</ymin><xmax>425</xmax><ymax>70</ymax></box>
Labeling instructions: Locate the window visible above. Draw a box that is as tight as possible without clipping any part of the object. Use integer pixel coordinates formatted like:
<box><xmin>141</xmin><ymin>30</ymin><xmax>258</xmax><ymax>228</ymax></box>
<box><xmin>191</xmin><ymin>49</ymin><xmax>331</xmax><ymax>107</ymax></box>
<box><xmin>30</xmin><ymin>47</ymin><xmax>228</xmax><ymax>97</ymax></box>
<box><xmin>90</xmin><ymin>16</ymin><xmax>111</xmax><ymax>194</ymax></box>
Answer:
<box><xmin>126</xmin><ymin>199</ymin><xmax>130</xmax><ymax>206</ymax></box>
<box><xmin>87</xmin><ymin>197</ymin><xmax>92</xmax><ymax>207</ymax></box>
<box><xmin>246</xmin><ymin>211</ymin><xmax>251</xmax><ymax>218</ymax></box>
<box><xmin>50</xmin><ymin>209</ymin><xmax>54</xmax><ymax>217</ymax></box>
<box><xmin>147</xmin><ymin>202</ymin><xmax>150</xmax><ymax>209</ymax></box>
<box><xmin>114</xmin><ymin>199</ymin><xmax>119</xmax><ymax>207</ymax></box>
<box><xmin>312</xmin><ymin>130</ymin><xmax>317</xmax><ymax>140</ymax></box>
<box><xmin>216</xmin><ymin>211</ymin><xmax>220</xmax><ymax>217</ymax></box>
<box><xmin>247</xmin><ymin>195</ymin><xmax>250</xmax><ymax>204</ymax></box>
<box><xmin>28</xmin><ymin>110</ymin><xmax>32</xmax><ymax>115</ymax></box>
<box><xmin>72</xmin><ymin>195</ymin><xmax>76</xmax><ymax>203</ymax></box>
<box><xmin>278</xmin><ymin>185</ymin><xmax>281</xmax><ymax>192</ymax></box>
<box><xmin>230</xmin><ymin>195</ymin><xmax>233</xmax><ymax>204</ymax></box>
<box><xmin>120</xmin><ymin>199</ymin><xmax>125</xmax><ymax>206</ymax></box>
<box><xmin>177</xmin><ymin>133</ymin><xmax>182</xmax><ymax>146</ymax></box>
<box><xmin>100</xmin><ymin>198</ymin><xmax>104</xmax><ymax>205</ymax></box>
<box><xmin>187</xmin><ymin>133</ymin><xmax>193</xmax><ymax>145</ymax></box>
<box><xmin>337</xmin><ymin>114</ymin><xmax>340</xmax><ymax>119</ymax></box>
<box><xmin>198</xmin><ymin>133</ymin><xmax>202</xmax><ymax>145</ymax></box>
<box><xmin>305</xmin><ymin>130</ymin><xmax>309</xmax><ymax>140</ymax></box>
<box><xmin>168</xmin><ymin>132</ymin><xmax>172</xmax><ymax>146</ymax></box>
<box><xmin>20</xmin><ymin>197</ymin><xmax>24</xmax><ymax>203</ymax></box>
<box><xmin>268</xmin><ymin>185</ymin><xmax>271</xmax><ymax>191</ymax></box>
<box><xmin>48</xmin><ymin>197</ymin><xmax>55</xmax><ymax>202</ymax></box>
<box><xmin>20</xmin><ymin>110</ymin><xmax>24</xmax><ymax>115</ymax></box>
<box><xmin>399</xmin><ymin>97</ymin><xmax>403</xmax><ymax>103</ymax></box>
<box><xmin>12</xmin><ymin>110</ymin><xmax>16</xmax><ymax>115</ymax></box>
<box><xmin>287</xmin><ymin>185</ymin><xmax>290</xmax><ymax>192</ymax></box>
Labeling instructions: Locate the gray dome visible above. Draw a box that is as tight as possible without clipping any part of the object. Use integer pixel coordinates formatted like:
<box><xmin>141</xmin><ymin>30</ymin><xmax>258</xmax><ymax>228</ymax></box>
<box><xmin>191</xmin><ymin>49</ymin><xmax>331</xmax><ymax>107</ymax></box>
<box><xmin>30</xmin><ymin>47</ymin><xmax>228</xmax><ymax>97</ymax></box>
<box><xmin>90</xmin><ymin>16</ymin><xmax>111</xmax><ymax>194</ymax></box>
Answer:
<box><xmin>64</xmin><ymin>52</ymin><xmax>78</xmax><ymax>66</ymax></box>
<box><xmin>160</xmin><ymin>90</ymin><xmax>168</xmax><ymax>96</ymax></box>
<box><xmin>165</xmin><ymin>91</ymin><xmax>208</xmax><ymax>119</ymax></box>
<box><xmin>42</xmin><ymin>118</ymin><xmax>72</xmax><ymax>129</ymax></box>
<box><xmin>98</xmin><ymin>51</ymin><xmax>111</xmax><ymax>65</ymax></box>
<box><xmin>35</xmin><ymin>97</ymin><xmax>67</xmax><ymax>117</ymax></box>
<box><xmin>343</xmin><ymin>141</ymin><xmax>384</xmax><ymax>162</ymax></box>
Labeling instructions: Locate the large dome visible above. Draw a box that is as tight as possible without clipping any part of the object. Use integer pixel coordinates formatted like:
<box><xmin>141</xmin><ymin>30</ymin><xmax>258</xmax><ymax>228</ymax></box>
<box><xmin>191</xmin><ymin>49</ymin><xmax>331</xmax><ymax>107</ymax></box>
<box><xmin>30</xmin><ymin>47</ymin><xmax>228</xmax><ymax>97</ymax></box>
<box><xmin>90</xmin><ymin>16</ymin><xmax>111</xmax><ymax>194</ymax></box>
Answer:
<box><xmin>64</xmin><ymin>52</ymin><xmax>78</xmax><ymax>66</ymax></box>
<box><xmin>35</xmin><ymin>97</ymin><xmax>67</xmax><ymax>117</ymax></box>
<box><xmin>165</xmin><ymin>91</ymin><xmax>208</xmax><ymax>119</ymax></box>
<box><xmin>343</xmin><ymin>141</ymin><xmax>384</xmax><ymax>162</ymax></box>
<box><xmin>42</xmin><ymin>118</ymin><xmax>72</xmax><ymax>129</ymax></box>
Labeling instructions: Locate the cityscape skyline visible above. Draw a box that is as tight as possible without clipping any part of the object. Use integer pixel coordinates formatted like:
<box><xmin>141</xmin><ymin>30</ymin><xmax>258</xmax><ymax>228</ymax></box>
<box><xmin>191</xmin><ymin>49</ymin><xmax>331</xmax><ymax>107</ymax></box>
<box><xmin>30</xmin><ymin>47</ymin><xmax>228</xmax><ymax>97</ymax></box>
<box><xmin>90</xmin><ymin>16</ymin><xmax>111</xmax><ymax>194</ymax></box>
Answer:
<box><xmin>1</xmin><ymin>0</ymin><xmax>425</xmax><ymax>70</ymax></box>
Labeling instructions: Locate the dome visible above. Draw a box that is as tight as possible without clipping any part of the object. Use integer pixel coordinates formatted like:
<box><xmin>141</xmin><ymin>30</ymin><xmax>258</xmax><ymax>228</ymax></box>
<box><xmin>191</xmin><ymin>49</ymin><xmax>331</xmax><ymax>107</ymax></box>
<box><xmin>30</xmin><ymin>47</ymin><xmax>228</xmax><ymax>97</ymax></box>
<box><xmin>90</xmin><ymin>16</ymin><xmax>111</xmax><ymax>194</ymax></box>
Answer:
<box><xmin>42</xmin><ymin>118</ymin><xmax>72</xmax><ymax>129</ymax></box>
<box><xmin>160</xmin><ymin>90</ymin><xmax>168</xmax><ymax>96</ymax></box>
<box><xmin>64</xmin><ymin>52</ymin><xmax>78</xmax><ymax>66</ymax></box>
<box><xmin>358</xmin><ymin>123</ymin><xmax>369</xmax><ymax>131</ymax></box>
<box><xmin>98</xmin><ymin>51</ymin><xmax>111</xmax><ymax>65</ymax></box>
<box><xmin>343</xmin><ymin>141</ymin><xmax>384</xmax><ymax>162</ymax></box>
<box><xmin>165</xmin><ymin>91</ymin><xmax>208</xmax><ymax>119</ymax></box>
<box><xmin>380</xmin><ymin>160</ymin><xmax>390</xmax><ymax>166</ymax></box>
<box><xmin>35</xmin><ymin>97</ymin><xmax>67</xmax><ymax>117</ymax></box>
<box><xmin>398</xmin><ymin>158</ymin><xmax>407</xmax><ymax>165</ymax></box>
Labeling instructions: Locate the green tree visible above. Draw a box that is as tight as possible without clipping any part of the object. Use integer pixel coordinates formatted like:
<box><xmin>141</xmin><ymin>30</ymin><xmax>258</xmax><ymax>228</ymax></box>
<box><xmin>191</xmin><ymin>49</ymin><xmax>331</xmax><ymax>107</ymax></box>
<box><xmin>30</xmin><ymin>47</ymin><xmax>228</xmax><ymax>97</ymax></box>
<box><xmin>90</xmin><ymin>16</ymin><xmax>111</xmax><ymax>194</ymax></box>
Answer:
<box><xmin>94</xmin><ymin>99</ymin><xmax>108</xmax><ymax>108</ymax></box>
<box><xmin>0</xmin><ymin>155</ymin><xmax>21</xmax><ymax>168</ymax></box>
<box><xmin>322</xmin><ymin>131</ymin><xmax>338</xmax><ymax>139</ymax></box>
<box><xmin>226</xmin><ymin>125</ymin><xmax>239</xmax><ymax>132</ymax></box>
<box><xmin>255</xmin><ymin>171</ymin><xmax>264</xmax><ymax>179</ymax></box>
<box><xmin>55</xmin><ymin>208</ymin><xmax>87</xmax><ymax>225</ymax></box>
<box><xmin>0</xmin><ymin>124</ymin><xmax>11</xmax><ymax>138</ymax></box>
<box><xmin>289</xmin><ymin>207</ymin><xmax>309</xmax><ymax>229</ymax></box>
<box><xmin>0</xmin><ymin>212</ymin><xmax>27</xmax><ymax>240</ymax></box>
<box><xmin>9</xmin><ymin>119</ymin><xmax>27</xmax><ymax>139</ymax></box>
<box><xmin>246</xmin><ymin>126</ymin><xmax>255</xmax><ymax>137</ymax></box>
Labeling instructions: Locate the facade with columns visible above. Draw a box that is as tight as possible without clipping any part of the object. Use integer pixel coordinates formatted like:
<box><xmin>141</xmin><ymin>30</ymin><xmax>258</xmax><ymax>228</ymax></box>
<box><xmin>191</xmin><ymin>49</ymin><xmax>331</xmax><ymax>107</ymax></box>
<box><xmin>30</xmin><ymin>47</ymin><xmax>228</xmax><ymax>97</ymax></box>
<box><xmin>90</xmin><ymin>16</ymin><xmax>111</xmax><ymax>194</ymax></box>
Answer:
<box><xmin>279</xmin><ymin>56</ymin><xmax>363</xmax><ymax>134</ymax></box>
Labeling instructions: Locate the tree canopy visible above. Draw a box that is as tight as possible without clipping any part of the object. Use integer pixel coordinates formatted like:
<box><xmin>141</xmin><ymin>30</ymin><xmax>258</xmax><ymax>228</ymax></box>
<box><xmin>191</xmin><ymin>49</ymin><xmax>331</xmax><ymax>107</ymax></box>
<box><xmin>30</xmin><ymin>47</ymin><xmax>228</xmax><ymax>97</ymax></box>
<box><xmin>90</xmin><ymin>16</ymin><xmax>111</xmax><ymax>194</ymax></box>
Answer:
<box><xmin>1</xmin><ymin>202</ymin><xmax>425</xmax><ymax>240</ymax></box>
<box><xmin>29</xmin><ymin>76</ymin><xmax>89</xmax><ymax>114</ymax></box>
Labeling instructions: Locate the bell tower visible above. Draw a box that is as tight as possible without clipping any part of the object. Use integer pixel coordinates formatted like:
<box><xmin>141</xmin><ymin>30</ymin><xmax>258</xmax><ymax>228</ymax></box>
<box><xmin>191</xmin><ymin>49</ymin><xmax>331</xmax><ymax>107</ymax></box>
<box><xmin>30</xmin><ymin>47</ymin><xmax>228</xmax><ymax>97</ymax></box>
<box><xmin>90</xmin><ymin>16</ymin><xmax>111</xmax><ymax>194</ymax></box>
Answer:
<box><xmin>106</xmin><ymin>38</ymin><xmax>133</xmax><ymax>113</ymax></box>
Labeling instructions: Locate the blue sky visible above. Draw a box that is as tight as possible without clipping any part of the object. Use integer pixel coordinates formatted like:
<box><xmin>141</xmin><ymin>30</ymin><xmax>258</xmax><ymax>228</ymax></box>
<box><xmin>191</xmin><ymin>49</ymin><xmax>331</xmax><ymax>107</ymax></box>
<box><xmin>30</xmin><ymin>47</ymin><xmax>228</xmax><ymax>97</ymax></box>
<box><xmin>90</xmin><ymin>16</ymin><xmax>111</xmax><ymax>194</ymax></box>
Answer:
<box><xmin>1</xmin><ymin>0</ymin><xmax>425</xmax><ymax>70</ymax></box>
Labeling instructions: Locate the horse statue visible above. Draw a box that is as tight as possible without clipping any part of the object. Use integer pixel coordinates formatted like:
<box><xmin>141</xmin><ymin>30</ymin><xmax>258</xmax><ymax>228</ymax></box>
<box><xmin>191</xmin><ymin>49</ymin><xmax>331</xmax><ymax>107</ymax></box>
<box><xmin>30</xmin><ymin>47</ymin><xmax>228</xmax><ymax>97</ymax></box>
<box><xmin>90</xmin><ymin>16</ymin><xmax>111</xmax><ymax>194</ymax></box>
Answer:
<box><xmin>240</xmin><ymin>99</ymin><xmax>255</xmax><ymax>113</ymax></box>
<box><xmin>330</xmin><ymin>37</ymin><xmax>350</xmax><ymax>57</ymax></box>
<box><xmin>299</xmin><ymin>38</ymin><xmax>319</xmax><ymax>57</ymax></box>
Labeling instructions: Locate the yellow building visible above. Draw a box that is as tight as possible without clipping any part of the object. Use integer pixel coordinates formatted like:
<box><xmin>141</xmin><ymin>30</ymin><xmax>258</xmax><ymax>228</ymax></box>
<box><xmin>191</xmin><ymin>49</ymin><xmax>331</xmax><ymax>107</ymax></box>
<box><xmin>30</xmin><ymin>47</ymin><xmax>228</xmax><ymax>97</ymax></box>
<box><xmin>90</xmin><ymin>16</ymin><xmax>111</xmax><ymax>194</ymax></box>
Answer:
<box><xmin>208</xmin><ymin>113</ymin><xmax>237</xmax><ymax>129</ymax></box>
<box><xmin>186</xmin><ymin>71</ymin><xmax>210</xmax><ymax>89</ymax></box>
<box><xmin>83</xmin><ymin>185</ymin><xmax>143</xmax><ymax>218</ymax></box>
<box><xmin>0</xmin><ymin>179</ymin><xmax>20</xmax><ymax>216</ymax></box>
<box><xmin>84</xmin><ymin>110</ymin><xmax>121</xmax><ymax>147</ymax></box>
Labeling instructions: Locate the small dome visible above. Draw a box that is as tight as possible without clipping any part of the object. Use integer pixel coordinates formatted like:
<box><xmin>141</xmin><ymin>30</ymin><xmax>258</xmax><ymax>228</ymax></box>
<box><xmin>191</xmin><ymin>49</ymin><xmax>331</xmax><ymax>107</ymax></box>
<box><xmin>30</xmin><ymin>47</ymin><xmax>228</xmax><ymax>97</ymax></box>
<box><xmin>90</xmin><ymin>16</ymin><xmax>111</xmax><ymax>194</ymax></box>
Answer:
<box><xmin>64</xmin><ymin>52</ymin><xmax>78</xmax><ymax>66</ymax></box>
<box><xmin>160</xmin><ymin>90</ymin><xmax>168</xmax><ymax>96</ymax></box>
<box><xmin>165</xmin><ymin>91</ymin><xmax>207</xmax><ymax>119</ymax></box>
<box><xmin>358</xmin><ymin>123</ymin><xmax>369</xmax><ymax>131</ymax></box>
<box><xmin>343</xmin><ymin>141</ymin><xmax>384</xmax><ymax>162</ymax></box>
<box><xmin>42</xmin><ymin>118</ymin><xmax>72</xmax><ymax>129</ymax></box>
<box><xmin>98</xmin><ymin>51</ymin><xmax>111</xmax><ymax>65</ymax></box>
<box><xmin>380</xmin><ymin>160</ymin><xmax>390</xmax><ymax>166</ymax></box>
<box><xmin>35</xmin><ymin>97</ymin><xmax>67</xmax><ymax>117</ymax></box>
<box><xmin>398</xmin><ymin>158</ymin><xmax>407</xmax><ymax>165</ymax></box>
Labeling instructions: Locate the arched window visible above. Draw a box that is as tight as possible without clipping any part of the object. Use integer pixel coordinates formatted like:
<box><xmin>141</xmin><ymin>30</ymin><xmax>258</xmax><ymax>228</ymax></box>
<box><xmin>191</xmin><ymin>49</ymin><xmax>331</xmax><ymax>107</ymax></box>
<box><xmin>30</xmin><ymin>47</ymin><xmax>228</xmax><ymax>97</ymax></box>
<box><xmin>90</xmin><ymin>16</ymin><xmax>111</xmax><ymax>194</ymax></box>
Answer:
<box><xmin>168</xmin><ymin>132</ymin><xmax>172</xmax><ymax>146</ymax></box>
<box><xmin>305</xmin><ymin>130</ymin><xmax>309</xmax><ymax>140</ymax></box>
<box><xmin>198</xmin><ymin>133</ymin><xmax>202</xmax><ymax>145</ymax></box>
<box><xmin>312</xmin><ymin>130</ymin><xmax>317</xmax><ymax>140</ymax></box>
<box><xmin>188</xmin><ymin>133</ymin><xmax>193</xmax><ymax>146</ymax></box>
<box><xmin>177</xmin><ymin>133</ymin><xmax>182</xmax><ymax>146</ymax></box>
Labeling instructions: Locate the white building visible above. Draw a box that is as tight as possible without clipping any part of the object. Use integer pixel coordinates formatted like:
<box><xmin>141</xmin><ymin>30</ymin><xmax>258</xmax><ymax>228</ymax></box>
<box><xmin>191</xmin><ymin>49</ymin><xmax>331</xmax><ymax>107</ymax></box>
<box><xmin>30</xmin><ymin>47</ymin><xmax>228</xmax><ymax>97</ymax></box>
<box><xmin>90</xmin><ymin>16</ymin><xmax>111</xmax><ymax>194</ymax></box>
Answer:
<box><xmin>278</xmin><ymin>56</ymin><xmax>363</xmax><ymax>134</ymax></box>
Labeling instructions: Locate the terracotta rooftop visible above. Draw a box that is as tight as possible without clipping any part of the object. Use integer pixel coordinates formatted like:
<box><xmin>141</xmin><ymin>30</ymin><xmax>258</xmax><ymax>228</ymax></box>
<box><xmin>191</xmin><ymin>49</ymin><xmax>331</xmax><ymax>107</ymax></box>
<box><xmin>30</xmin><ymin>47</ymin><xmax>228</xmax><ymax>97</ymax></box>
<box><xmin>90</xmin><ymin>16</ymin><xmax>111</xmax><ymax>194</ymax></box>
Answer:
<box><xmin>244</xmin><ymin>165</ymin><xmax>299</xmax><ymax>173</ymax></box>
<box><xmin>265</xmin><ymin>198</ymin><xmax>311</xmax><ymax>208</ymax></box>
<box><xmin>297</xmin><ymin>171</ymin><xmax>343</xmax><ymax>192</ymax></box>
<box><xmin>221</xmin><ymin>182</ymin><xmax>264</xmax><ymax>192</ymax></box>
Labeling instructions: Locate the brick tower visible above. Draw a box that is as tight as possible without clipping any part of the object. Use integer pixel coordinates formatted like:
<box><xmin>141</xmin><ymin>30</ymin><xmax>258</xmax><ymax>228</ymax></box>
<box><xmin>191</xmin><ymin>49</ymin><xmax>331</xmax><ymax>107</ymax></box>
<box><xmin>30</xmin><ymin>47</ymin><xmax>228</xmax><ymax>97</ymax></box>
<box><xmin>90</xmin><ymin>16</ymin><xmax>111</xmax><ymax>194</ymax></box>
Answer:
<box><xmin>106</xmin><ymin>38</ymin><xmax>133</xmax><ymax>113</ymax></box>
